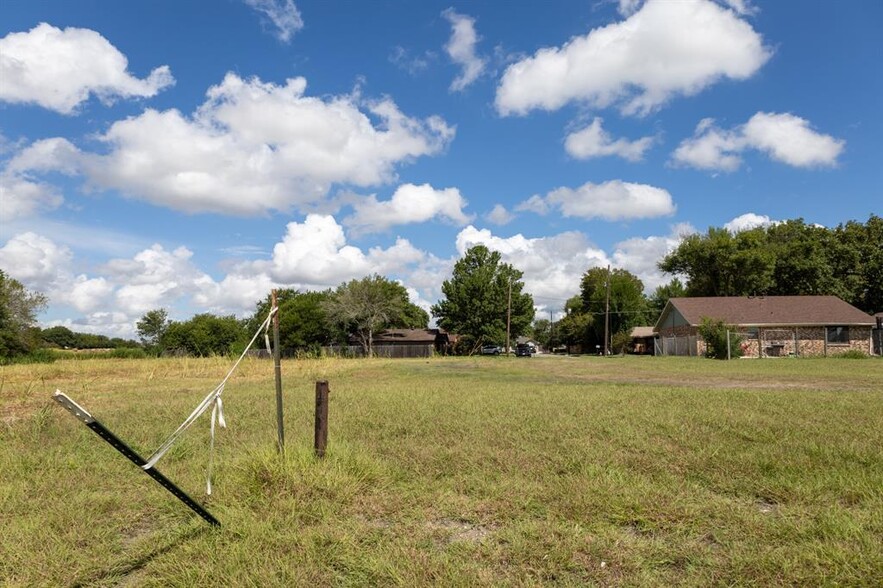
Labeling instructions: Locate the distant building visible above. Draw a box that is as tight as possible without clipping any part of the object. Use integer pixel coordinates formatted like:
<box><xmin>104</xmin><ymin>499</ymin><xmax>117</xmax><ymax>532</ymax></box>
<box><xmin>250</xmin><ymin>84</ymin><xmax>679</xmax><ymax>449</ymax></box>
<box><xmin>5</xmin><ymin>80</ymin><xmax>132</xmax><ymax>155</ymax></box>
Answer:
<box><xmin>628</xmin><ymin>326</ymin><xmax>656</xmax><ymax>355</ymax></box>
<box><xmin>329</xmin><ymin>328</ymin><xmax>454</xmax><ymax>358</ymax></box>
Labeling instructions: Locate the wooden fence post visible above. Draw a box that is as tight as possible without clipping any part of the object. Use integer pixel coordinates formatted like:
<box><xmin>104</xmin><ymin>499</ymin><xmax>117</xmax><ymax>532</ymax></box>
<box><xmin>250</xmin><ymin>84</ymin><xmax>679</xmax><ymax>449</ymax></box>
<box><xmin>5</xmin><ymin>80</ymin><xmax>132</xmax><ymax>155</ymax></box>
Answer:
<box><xmin>314</xmin><ymin>380</ymin><xmax>329</xmax><ymax>458</ymax></box>
<box><xmin>272</xmin><ymin>290</ymin><xmax>284</xmax><ymax>454</ymax></box>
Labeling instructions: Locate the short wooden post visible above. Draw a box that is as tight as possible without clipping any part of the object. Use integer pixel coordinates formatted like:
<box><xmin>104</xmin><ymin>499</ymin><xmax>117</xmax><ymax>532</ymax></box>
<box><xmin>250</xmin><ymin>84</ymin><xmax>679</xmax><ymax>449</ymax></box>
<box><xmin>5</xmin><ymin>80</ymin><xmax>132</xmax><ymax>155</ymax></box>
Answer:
<box><xmin>272</xmin><ymin>290</ymin><xmax>284</xmax><ymax>454</ymax></box>
<box><xmin>314</xmin><ymin>380</ymin><xmax>329</xmax><ymax>458</ymax></box>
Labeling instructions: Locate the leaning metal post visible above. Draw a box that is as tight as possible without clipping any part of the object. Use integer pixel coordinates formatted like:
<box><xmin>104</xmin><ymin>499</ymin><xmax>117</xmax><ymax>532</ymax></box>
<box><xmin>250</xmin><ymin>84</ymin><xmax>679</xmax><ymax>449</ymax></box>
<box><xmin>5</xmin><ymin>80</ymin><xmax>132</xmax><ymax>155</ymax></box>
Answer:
<box><xmin>52</xmin><ymin>391</ymin><xmax>220</xmax><ymax>526</ymax></box>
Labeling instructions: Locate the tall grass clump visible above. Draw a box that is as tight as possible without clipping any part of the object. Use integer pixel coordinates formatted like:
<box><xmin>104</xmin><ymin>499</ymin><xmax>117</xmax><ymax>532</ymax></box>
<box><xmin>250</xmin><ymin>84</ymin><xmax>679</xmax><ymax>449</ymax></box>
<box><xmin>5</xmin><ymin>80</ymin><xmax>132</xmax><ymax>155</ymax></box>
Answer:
<box><xmin>832</xmin><ymin>349</ymin><xmax>870</xmax><ymax>359</ymax></box>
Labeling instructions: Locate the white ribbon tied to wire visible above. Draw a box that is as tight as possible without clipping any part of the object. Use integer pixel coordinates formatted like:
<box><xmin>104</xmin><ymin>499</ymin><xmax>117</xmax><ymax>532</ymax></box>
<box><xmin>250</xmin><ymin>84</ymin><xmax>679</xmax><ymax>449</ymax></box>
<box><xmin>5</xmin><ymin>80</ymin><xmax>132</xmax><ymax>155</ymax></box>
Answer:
<box><xmin>142</xmin><ymin>305</ymin><xmax>277</xmax><ymax>495</ymax></box>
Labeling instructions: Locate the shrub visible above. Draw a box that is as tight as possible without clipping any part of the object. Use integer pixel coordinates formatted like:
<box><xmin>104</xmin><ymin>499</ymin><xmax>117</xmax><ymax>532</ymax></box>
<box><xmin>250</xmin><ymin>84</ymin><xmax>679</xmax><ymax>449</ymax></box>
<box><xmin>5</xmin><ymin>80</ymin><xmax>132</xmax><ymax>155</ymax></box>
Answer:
<box><xmin>697</xmin><ymin>317</ymin><xmax>742</xmax><ymax>360</ymax></box>
<box><xmin>109</xmin><ymin>348</ymin><xmax>148</xmax><ymax>359</ymax></box>
<box><xmin>0</xmin><ymin>348</ymin><xmax>58</xmax><ymax>365</ymax></box>
<box><xmin>833</xmin><ymin>349</ymin><xmax>869</xmax><ymax>359</ymax></box>
<box><xmin>610</xmin><ymin>331</ymin><xmax>632</xmax><ymax>355</ymax></box>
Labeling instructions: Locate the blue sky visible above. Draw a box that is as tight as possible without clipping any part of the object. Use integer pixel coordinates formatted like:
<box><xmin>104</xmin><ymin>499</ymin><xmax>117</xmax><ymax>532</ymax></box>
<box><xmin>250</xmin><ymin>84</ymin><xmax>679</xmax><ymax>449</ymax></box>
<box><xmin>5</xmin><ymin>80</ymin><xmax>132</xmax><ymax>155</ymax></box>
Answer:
<box><xmin>1</xmin><ymin>0</ymin><xmax>881</xmax><ymax>337</ymax></box>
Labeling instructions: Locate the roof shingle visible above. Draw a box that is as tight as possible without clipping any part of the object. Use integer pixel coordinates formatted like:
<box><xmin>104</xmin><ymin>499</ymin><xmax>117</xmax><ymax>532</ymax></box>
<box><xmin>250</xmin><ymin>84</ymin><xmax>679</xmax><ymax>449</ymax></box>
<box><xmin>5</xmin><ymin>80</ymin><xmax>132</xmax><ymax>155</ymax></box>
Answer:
<box><xmin>658</xmin><ymin>296</ymin><xmax>874</xmax><ymax>328</ymax></box>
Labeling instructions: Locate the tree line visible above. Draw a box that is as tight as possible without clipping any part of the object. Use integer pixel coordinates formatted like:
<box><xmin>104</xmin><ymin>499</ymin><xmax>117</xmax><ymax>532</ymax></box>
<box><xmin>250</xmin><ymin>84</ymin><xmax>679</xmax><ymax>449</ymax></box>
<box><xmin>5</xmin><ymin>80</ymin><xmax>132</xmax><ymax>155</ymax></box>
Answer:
<box><xmin>0</xmin><ymin>270</ymin><xmax>140</xmax><ymax>361</ymax></box>
<box><xmin>137</xmin><ymin>274</ymin><xmax>430</xmax><ymax>357</ymax></box>
<box><xmin>659</xmin><ymin>215</ymin><xmax>881</xmax><ymax>311</ymax></box>
<box><xmin>1</xmin><ymin>215</ymin><xmax>878</xmax><ymax>362</ymax></box>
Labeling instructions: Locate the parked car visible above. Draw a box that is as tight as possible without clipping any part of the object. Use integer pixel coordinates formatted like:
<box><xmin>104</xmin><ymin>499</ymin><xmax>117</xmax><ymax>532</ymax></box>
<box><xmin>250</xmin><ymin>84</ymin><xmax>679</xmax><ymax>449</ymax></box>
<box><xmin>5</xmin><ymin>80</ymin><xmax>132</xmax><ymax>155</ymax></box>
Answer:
<box><xmin>515</xmin><ymin>343</ymin><xmax>532</xmax><ymax>357</ymax></box>
<box><xmin>480</xmin><ymin>344</ymin><xmax>502</xmax><ymax>355</ymax></box>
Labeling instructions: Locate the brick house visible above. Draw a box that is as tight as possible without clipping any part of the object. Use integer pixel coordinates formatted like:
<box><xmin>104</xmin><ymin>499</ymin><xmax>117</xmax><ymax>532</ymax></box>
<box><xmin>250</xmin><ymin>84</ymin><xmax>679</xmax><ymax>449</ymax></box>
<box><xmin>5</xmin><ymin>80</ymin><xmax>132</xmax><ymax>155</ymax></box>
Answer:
<box><xmin>654</xmin><ymin>296</ymin><xmax>875</xmax><ymax>357</ymax></box>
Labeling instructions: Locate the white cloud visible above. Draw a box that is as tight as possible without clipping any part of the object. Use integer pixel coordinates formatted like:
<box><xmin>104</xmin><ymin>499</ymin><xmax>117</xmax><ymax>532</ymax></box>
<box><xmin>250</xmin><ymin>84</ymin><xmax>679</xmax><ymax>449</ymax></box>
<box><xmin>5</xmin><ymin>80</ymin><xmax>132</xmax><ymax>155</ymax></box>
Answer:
<box><xmin>0</xmin><ymin>23</ymin><xmax>173</xmax><ymax>114</ymax></box>
<box><xmin>565</xmin><ymin>117</ymin><xmax>655</xmax><ymax>161</ymax></box>
<box><xmin>66</xmin><ymin>276</ymin><xmax>115</xmax><ymax>313</ymax></box>
<box><xmin>13</xmin><ymin>74</ymin><xmax>455</xmax><ymax>216</ymax></box>
<box><xmin>521</xmin><ymin>180</ymin><xmax>675</xmax><ymax>221</ymax></box>
<box><xmin>1</xmin><ymin>137</ymin><xmax>80</xmax><ymax>221</ymax></box>
<box><xmin>192</xmin><ymin>271</ymin><xmax>277</xmax><ymax>314</ymax></box>
<box><xmin>261</xmin><ymin>214</ymin><xmax>429</xmax><ymax>289</ymax></box>
<box><xmin>367</xmin><ymin>238</ymin><xmax>427</xmax><ymax>276</ymax></box>
<box><xmin>742</xmin><ymin>113</ymin><xmax>844</xmax><ymax>167</ymax></box>
<box><xmin>672</xmin><ymin>112</ymin><xmax>845</xmax><ymax>171</ymax></box>
<box><xmin>514</xmin><ymin>195</ymin><xmax>549</xmax><ymax>215</ymax></box>
<box><xmin>723</xmin><ymin>212</ymin><xmax>774</xmax><ymax>233</ymax></box>
<box><xmin>0</xmin><ymin>232</ymin><xmax>72</xmax><ymax>289</ymax></box>
<box><xmin>495</xmin><ymin>0</ymin><xmax>770</xmax><ymax>116</ymax></box>
<box><xmin>345</xmin><ymin>183</ymin><xmax>472</xmax><ymax>233</ymax></box>
<box><xmin>455</xmin><ymin>225</ymin><xmax>610</xmax><ymax>307</ymax></box>
<box><xmin>0</xmin><ymin>174</ymin><xmax>64</xmax><ymax>222</ymax></box>
<box><xmin>244</xmin><ymin>0</ymin><xmax>304</xmax><ymax>42</ymax></box>
<box><xmin>104</xmin><ymin>245</ymin><xmax>213</xmax><ymax>316</ymax></box>
<box><xmin>6</xmin><ymin>137</ymin><xmax>82</xmax><ymax>175</ymax></box>
<box><xmin>485</xmin><ymin>204</ymin><xmax>515</xmax><ymax>225</ymax></box>
<box><xmin>611</xmin><ymin>223</ymin><xmax>696</xmax><ymax>290</ymax></box>
<box><xmin>442</xmin><ymin>8</ymin><xmax>488</xmax><ymax>92</ymax></box>
<box><xmin>670</xmin><ymin>117</ymin><xmax>742</xmax><ymax>171</ymax></box>
<box><xmin>264</xmin><ymin>215</ymin><xmax>372</xmax><ymax>286</ymax></box>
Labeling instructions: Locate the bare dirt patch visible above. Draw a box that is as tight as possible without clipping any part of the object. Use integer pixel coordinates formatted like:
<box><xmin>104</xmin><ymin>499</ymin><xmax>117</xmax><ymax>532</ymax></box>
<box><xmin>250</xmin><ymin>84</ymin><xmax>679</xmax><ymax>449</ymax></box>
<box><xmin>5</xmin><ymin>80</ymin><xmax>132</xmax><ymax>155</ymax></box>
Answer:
<box><xmin>428</xmin><ymin>518</ymin><xmax>497</xmax><ymax>545</ymax></box>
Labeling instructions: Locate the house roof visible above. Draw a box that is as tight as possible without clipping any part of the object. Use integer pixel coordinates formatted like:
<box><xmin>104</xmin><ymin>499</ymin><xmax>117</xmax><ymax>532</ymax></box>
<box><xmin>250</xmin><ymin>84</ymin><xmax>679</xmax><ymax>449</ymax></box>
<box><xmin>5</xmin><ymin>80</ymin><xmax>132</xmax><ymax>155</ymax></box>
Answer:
<box><xmin>655</xmin><ymin>296</ymin><xmax>874</xmax><ymax>330</ymax></box>
<box><xmin>630</xmin><ymin>326</ymin><xmax>656</xmax><ymax>338</ymax></box>
<box><xmin>373</xmin><ymin>329</ymin><xmax>446</xmax><ymax>343</ymax></box>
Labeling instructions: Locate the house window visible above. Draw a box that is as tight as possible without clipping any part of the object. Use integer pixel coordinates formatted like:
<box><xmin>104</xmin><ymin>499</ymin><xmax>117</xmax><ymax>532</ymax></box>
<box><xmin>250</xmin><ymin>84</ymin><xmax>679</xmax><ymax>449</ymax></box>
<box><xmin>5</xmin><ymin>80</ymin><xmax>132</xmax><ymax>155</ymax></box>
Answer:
<box><xmin>826</xmin><ymin>326</ymin><xmax>849</xmax><ymax>344</ymax></box>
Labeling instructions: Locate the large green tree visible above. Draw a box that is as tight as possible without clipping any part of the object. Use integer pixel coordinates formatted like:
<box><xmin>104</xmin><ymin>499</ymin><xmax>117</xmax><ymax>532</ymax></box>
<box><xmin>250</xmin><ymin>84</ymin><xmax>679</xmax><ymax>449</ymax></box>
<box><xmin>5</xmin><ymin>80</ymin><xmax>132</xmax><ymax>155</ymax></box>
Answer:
<box><xmin>136</xmin><ymin>308</ymin><xmax>170</xmax><ymax>351</ymax></box>
<box><xmin>41</xmin><ymin>325</ymin><xmax>78</xmax><ymax>349</ymax></box>
<box><xmin>555</xmin><ymin>295</ymin><xmax>594</xmax><ymax>351</ymax></box>
<box><xmin>324</xmin><ymin>275</ymin><xmax>428</xmax><ymax>356</ymax></box>
<box><xmin>659</xmin><ymin>227</ymin><xmax>775</xmax><ymax>297</ymax></box>
<box><xmin>431</xmin><ymin>245</ymin><xmax>534</xmax><ymax>354</ymax></box>
<box><xmin>765</xmin><ymin>220</ymin><xmax>838</xmax><ymax>297</ymax></box>
<box><xmin>249</xmin><ymin>289</ymin><xmax>337</xmax><ymax>353</ymax></box>
<box><xmin>162</xmin><ymin>313</ymin><xmax>246</xmax><ymax>356</ymax></box>
<box><xmin>580</xmin><ymin>267</ymin><xmax>651</xmax><ymax>347</ymax></box>
<box><xmin>0</xmin><ymin>270</ymin><xmax>47</xmax><ymax>359</ymax></box>
<box><xmin>658</xmin><ymin>215</ymin><xmax>882</xmax><ymax>313</ymax></box>
<box><xmin>832</xmin><ymin>215</ymin><xmax>883</xmax><ymax>313</ymax></box>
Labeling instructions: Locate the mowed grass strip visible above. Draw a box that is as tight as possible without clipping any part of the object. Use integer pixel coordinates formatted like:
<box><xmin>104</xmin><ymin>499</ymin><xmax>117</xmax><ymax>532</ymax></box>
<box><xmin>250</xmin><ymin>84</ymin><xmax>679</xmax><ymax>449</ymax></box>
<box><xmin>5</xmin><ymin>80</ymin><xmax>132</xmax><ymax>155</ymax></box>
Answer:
<box><xmin>1</xmin><ymin>355</ymin><xmax>881</xmax><ymax>586</ymax></box>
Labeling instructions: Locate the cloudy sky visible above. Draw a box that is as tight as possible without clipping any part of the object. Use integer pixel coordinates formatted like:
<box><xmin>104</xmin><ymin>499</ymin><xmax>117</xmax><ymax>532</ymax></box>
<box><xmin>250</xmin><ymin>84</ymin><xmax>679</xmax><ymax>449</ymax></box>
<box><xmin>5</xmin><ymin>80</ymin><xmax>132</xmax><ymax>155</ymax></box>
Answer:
<box><xmin>1</xmin><ymin>0</ymin><xmax>880</xmax><ymax>337</ymax></box>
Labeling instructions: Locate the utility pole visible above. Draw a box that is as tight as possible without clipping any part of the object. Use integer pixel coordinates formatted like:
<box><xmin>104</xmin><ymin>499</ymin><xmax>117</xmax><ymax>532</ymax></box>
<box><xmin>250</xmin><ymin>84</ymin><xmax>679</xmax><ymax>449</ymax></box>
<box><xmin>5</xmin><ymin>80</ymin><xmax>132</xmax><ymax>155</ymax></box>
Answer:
<box><xmin>550</xmin><ymin>309</ymin><xmax>554</xmax><ymax>351</ymax></box>
<box><xmin>604</xmin><ymin>265</ymin><xmax>611</xmax><ymax>356</ymax></box>
<box><xmin>506</xmin><ymin>276</ymin><xmax>512</xmax><ymax>355</ymax></box>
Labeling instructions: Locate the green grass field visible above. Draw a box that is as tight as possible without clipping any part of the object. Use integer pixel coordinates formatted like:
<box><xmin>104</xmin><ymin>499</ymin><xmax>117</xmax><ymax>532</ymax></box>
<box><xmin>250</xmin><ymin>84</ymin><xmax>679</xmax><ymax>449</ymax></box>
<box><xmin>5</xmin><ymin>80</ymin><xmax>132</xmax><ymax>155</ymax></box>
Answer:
<box><xmin>2</xmin><ymin>355</ymin><xmax>882</xmax><ymax>586</ymax></box>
